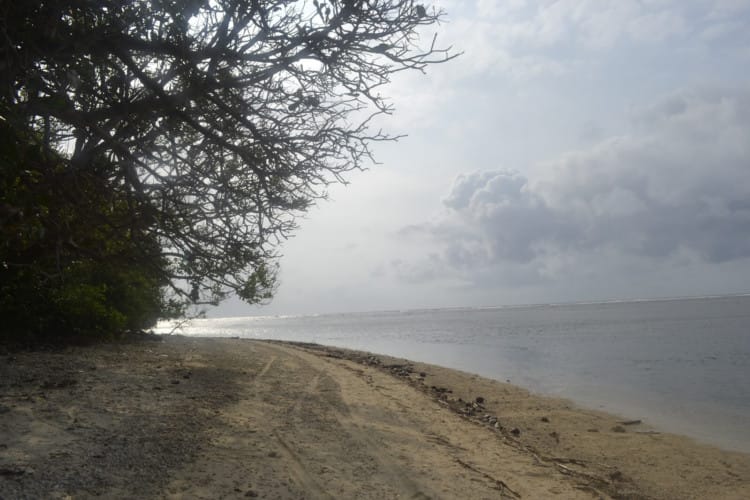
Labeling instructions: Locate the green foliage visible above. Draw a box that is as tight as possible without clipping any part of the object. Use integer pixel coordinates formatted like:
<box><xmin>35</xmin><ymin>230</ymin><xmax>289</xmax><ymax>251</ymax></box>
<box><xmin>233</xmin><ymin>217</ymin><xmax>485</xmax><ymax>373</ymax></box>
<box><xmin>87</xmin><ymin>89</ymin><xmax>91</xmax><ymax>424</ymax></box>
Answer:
<box><xmin>0</xmin><ymin>121</ymin><xmax>172</xmax><ymax>343</ymax></box>
<box><xmin>237</xmin><ymin>263</ymin><xmax>276</xmax><ymax>303</ymax></box>
<box><xmin>0</xmin><ymin>0</ymin><xmax>454</xmax><ymax>309</ymax></box>
<box><xmin>0</xmin><ymin>2</ymin><xmax>455</xmax><ymax>345</ymax></box>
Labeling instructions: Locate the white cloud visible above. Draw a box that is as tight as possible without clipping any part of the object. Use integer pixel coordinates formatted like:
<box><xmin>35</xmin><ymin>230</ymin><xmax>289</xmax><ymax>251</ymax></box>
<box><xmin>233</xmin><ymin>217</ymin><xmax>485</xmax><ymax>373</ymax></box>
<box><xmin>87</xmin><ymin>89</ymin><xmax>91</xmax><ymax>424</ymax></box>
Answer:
<box><xmin>700</xmin><ymin>20</ymin><xmax>745</xmax><ymax>41</ymax></box>
<box><xmin>707</xmin><ymin>0</ymin><xmax>750</xmax><ymax>20</ymax></box>
<box><xmin>489</xmin><ymin>0</ymin><xmax>688</xmax><ymax>49</ymax></box>
<box><xmin>435</xmin><ymin>0</ymin><xmax>748</xmax><ymax>79</ymax></box>
<box><xmin>625</xmin><ymin>9</ymin><xmax>688</xmax><ymax>43</ymax></box>
<box><xmin>396</xmin><ymin>87</ymin><xmax>750</xmax><ymax>287</ymax></box>
<box><xmin>215</xmin><ymin>3</ymin><xmax>750</xmax><ymax>315</ymax></box>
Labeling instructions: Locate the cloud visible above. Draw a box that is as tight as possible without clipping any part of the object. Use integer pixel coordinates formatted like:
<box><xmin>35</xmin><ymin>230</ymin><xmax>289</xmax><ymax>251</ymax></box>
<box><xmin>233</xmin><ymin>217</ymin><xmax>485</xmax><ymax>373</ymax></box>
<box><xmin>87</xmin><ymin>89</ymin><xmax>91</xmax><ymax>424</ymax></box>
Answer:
<box><xmin>440</xmin><ymin>170</ymin><xmax>564</xmax><ymax>263</ymax></box>
<box><xmin>461</xmin><ymin>0</ymin><xmax>690</xmax><ymax>50</ymax></box>
<box><xmin>391</xmin><ymin>0</ymin><xmax>750</xmax><ymax>135</ymax></box>
<box><xmin>395</xmin><ymin>87</ymin><xmax>750</xmax><ymax>285</ymax></box>
<box><xmin>431</xmin><ymin>0</ymin><xmax>750</xmax><ymax>86</ymax></box>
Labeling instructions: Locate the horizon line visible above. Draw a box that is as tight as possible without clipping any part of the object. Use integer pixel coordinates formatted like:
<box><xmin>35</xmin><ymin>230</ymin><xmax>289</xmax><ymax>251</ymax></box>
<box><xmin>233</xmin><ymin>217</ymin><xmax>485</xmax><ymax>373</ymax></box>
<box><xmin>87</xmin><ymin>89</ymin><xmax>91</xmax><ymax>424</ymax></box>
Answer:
<box><xmin>187</xmin><ymin>291</ymin><xmax>750</xmax><ymax>323</ymax></box>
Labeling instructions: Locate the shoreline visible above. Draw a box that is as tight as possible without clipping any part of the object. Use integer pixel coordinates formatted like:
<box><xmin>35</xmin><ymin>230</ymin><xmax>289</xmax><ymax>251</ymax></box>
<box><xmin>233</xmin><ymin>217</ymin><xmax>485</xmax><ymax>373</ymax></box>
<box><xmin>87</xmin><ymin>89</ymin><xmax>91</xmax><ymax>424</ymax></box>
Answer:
<box><xmin>168</xmin><ymin>332</ymin><xmax>750</xmax><ymax>455</ymax></box>
<box><xmin>2</xmin><ymin>336</ymin><xmax>749</xmax><ymax>499</ymax></box>
<box><xmin>157</xmin><ymin>294</ymin><xmax>750</xmax><ymax>456</ymax></box>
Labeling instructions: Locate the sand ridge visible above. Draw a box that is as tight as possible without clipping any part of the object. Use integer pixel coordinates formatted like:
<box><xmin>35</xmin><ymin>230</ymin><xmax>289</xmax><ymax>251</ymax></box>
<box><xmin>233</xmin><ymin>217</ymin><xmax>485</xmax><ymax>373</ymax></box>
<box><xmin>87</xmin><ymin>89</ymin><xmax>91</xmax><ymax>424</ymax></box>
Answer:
<box><xmin>1</xmin><ymin>336</ymin><xmax>749</xmax><ymax>499</ymax></box>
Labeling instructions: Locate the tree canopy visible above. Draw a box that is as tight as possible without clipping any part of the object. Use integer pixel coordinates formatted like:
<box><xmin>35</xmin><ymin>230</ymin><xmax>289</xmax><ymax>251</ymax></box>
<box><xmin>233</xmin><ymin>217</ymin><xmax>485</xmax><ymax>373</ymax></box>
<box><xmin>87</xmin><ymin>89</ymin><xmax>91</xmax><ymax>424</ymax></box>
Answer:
<box><xmin>0</xmin><ymin>0</ymin><xmax>455</xmax><ymax>339</ymax></box>
<box><xmin>0</xmin><ymin>120</ymin><xmax>176</xmax><ymax>342</ymax></box>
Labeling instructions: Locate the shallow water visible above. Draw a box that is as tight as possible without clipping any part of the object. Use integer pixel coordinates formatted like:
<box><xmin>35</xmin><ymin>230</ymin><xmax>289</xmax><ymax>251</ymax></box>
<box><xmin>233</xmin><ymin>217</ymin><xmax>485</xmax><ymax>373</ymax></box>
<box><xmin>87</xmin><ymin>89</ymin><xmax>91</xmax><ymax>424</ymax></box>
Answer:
<box><xmin>157</xmin><ymin>295</ymin><xmax>750</xmax><ymax>453</ymax></box>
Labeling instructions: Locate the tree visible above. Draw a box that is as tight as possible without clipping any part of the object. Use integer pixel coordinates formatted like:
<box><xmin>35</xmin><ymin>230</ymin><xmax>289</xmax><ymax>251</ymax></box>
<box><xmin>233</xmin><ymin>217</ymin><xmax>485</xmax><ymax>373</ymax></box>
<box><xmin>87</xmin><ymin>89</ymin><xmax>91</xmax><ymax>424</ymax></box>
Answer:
<box><xmin>0</xmin><ymin>120</ymin><xmax>177</xmax><ymax>342</ymax></box>
<box><xmin>0</xmin><ymin>0</ymin><xmax>455</xmax><ymax>310</ymax></box>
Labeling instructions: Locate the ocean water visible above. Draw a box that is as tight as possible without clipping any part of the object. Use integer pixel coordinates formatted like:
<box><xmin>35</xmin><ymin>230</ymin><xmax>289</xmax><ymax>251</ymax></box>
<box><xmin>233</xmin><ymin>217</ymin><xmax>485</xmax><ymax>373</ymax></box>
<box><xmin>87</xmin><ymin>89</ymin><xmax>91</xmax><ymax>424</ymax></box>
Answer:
<box><xmin>156</xmin><ymin>295</ymin><xmax>750</xmax><ymax>453</ymax></box>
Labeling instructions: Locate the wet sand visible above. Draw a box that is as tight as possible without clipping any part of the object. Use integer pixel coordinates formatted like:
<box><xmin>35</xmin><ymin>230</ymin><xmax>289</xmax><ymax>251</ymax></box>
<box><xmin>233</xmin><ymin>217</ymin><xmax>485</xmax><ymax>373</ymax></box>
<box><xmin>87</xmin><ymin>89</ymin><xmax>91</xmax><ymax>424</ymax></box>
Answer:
<box><xmin>1</xmin><ymin>336</ymin><xmax>748</xmax><ymax>499</ymax></box>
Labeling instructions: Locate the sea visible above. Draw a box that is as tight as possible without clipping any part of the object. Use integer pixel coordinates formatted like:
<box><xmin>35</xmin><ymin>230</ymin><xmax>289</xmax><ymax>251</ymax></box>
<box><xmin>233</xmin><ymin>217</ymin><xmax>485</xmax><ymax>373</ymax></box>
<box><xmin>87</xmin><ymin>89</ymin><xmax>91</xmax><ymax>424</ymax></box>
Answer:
<box><xmin>156</xmin><ymin>295</ymin><xmax>750</xmax><ymax>453</ymax></box>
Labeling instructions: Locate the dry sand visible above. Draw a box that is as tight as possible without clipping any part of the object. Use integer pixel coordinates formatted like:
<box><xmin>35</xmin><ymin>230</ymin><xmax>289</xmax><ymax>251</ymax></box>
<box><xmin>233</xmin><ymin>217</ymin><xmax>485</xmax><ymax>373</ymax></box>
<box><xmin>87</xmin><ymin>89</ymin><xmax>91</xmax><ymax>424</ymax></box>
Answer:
<box><xmin>1</xmin><ymin>336</ymin><xmax>748</xmax><ymax>499</ymax></box>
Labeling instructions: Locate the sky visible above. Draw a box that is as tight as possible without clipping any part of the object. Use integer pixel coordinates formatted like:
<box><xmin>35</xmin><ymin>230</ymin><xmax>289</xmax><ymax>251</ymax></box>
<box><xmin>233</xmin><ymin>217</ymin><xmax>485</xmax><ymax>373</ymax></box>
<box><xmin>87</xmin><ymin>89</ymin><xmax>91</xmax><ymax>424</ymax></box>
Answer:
<box><xmin>212</xmin><ymin>0</ymin><xmax>750</xmax><ymax>317</ymax></box>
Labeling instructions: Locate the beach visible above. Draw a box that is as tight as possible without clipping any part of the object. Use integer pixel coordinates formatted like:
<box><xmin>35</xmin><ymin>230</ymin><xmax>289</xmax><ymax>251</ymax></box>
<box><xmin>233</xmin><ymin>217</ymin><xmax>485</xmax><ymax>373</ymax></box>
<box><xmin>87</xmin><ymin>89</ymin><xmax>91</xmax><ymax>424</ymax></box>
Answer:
<box><xmin>1</xmin><ymin>336</ymin><xmax>749</xmax><ymax>499</ymax></box>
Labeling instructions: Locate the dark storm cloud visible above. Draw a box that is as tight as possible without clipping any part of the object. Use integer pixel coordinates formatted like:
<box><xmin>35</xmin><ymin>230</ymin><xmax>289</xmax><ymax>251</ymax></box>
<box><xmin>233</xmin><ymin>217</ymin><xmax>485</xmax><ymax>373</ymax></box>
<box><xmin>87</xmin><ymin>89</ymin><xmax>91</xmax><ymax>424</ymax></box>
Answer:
<box><xmin>397</xmin><ymin>87</ymin><xmax>750</xmax><ymax>283</ymax></box>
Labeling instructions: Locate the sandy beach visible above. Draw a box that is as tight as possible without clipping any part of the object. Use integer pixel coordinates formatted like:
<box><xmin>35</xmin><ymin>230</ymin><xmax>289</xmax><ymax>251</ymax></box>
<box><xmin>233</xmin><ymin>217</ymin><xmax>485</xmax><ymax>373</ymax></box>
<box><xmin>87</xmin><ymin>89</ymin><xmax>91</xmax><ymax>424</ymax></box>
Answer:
<box><xmin>1</xmin><ymin>336</ymin><xmax>749</xmax><ymax>499</ymax></box>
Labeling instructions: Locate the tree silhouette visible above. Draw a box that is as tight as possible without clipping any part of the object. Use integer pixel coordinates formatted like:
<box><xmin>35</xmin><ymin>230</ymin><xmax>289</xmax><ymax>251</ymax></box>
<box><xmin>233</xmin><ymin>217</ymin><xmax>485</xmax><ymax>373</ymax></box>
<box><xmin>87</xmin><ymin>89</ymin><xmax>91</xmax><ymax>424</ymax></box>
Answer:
<box><xmin>0</xmin><ymin>0</ymin><xmax>456</xmax><ymax>309</ymax></box>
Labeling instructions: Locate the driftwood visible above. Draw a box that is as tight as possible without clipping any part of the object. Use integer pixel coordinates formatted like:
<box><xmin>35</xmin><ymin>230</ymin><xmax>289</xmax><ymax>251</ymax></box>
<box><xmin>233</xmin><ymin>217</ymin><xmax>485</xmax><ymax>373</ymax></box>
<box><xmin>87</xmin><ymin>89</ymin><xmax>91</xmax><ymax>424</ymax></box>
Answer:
<box><xmin>619</xmin><ymin>419</ymin><xmax>642</xmax><ymax>426</ymax></box>
<box><xmin>454</xmin><ymin>458</ymin><xmax>521</xmax><ymax>498</ymax></box>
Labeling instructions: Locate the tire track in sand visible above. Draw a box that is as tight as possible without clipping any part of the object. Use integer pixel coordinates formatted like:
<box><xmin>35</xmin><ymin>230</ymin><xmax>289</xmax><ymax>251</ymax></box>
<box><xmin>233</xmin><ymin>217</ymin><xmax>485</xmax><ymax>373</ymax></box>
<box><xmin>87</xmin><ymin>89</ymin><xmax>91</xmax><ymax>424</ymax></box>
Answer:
<box><xmin>274</xmin><ymin>342</ymin><xmax>582</xmax><ymax>499</ymax></box>
<box><xmin>271</xmin><ymin>374</ymin><xmax>336</xmax><ymax>499</ymax></box>
<box><xmin>267</xmin><ymin>344</ymin><xmax>439</xmax><ymax>499</ymax></box>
